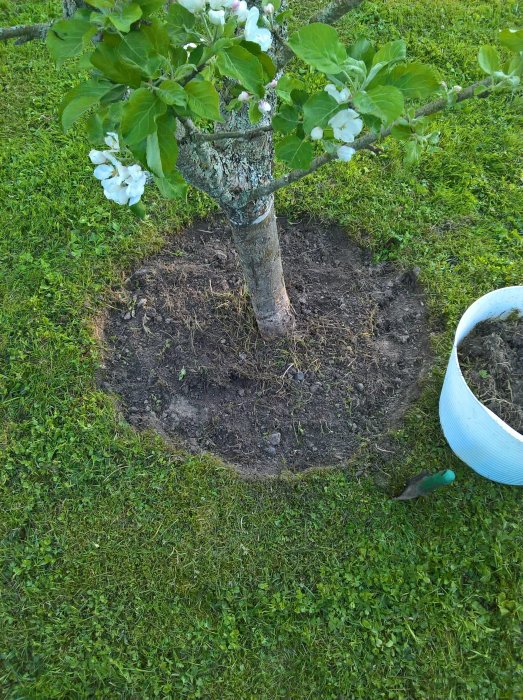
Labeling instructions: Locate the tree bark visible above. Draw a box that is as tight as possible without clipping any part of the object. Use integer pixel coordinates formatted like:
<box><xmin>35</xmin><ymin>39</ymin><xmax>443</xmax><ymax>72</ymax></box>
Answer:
<box><xmin>63</xmin><ymin>0</ymin><xmax>86</xmax><ymax>17</ymax></box>
<box><xmin>175</xmin><ymin>0</ymin><xmax>295</xmax><ymax>339</ymax></box>
<box><xmin>231</xmin><ymin>202</ymin><xmax>294</xmax><ymax>339</ymax></box>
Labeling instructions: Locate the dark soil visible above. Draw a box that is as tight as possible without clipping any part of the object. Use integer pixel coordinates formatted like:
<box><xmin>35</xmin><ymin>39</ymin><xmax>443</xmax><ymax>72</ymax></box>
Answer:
<box><xmin>458</xmin><ymin>312</ymin><xmax>523</xmax><ymax>434</ymax></box>
<box><xmin>100</xmin><ymin>217</ymin><xmax>431</xmax><ymax>476</ymax></box>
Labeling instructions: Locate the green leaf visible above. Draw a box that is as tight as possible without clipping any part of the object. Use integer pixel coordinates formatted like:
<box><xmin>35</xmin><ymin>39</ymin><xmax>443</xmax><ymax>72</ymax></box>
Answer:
<box><xmin>507</xmin><ymin>53</ymin><xmax>523</xmax><ymax>77</ymax></box>
<box><xmin>60</xmin><ymin>80</ymin><xmax>115</xmax><ymax>132</ymax></box>
<box><xmin>372</xmin><ymin>40</ymin><xmax>406</xmax><ymax>67</ymax></box>
<box><xmin>184</xmin><ymin>80</ymin><xmax>223</xmax><ymax>122</ymax></box>
<box><xmin>46</xmin><ymin>18</ymin><xmax>96</xmax><ymax>67</ymax></box>
<box><xmin>275</xmin><ymin>135</ymin><xmax>314</xmax><ymax>169</ymax></box>
<box><xmin>276</xmin><ymin>75</ymin><xmax>304</xmax><ymax>104</ymax></box>
<box><xmin>257</xmin><ymin>52</ymin><xmax>277</xmax><ymax>82</ymax></box>
<box><xmin>90</xmin><ymin>35</ymin><xmax>143</xmax><ymax>88</ymax></box>
<box><xmin>216</xmin><ymin>46</ymin><xmax>265</xmax><ymax>97</ymax></box>
<box><xmin>174</xmin><ymin>64</ymin><xmax>197</xmax><ymax>82</ymax></box>
<box><xmin>146</xmin><ymin>113</ymin><xmax>178</xmax><ymax>178</ymax></box>
<box><xmin>288</xmin><ymin>24</ymin><xmax>346</xmax><ymax>74</ymax></box>
<box><xmin>154</xmin><ymin>171</ymin><xmax>188</xmax><ymax>199</ymax></box>
<box><xmin>166</xmin><ymin>3</ymin><xmax>197</xmax><ymax>44</ymax></box>
<box><xmin>86</xmin><ymin>112</ymin><xmax>105</xmax><ymax>143</ymax></box>
<box><xmin>85</xmin><ymin>0</ymin><xmax>113</xmax><ymax>8</ymax></box>
<box><xmin>272</xmin><ymin>104</ymin><xmax>300</xmax><ymax>134</ymax></box>
<box><xmin>353</xmin><ymin>85</ymin><xmax>404</xmax><ymax>125</ymax></box>
<box><xmin>478</xmin><ymin>45</ymin><xmax>501</xmax><ymax>75</ymax></box>
<box><xmin>347</xmin><ymin>37</ymin><xmax>375</xmax><ymax>68</ymax></box>
<box><xmin>386</xmin><ymin>62</ymin><xmax>440</xmax><ymax>99</ymax></box>
<box><xmin>498</xmin><ymin>28</ymin><xmax>523</xmax><ymax>53</ymax></box>
<box><xmin>141</xmin><ymin>19</ymin><xmax>171</xmax><ymax>56</ymax></box>
<box><xmin>302</xmin><ymin>92</ymin><xmax>339</xmax><ymax>134</ymax></box>
<box><xmin>136</xmin><ymin>0</ymin><xmax>164</xmax><ymax>15</ymax></box>
<box><xmin>157</xmin><ymin>80</ymin><xmax>188</xmax><ymax>108</ymax></box>
<box><xmin>130</xmin><ymin>201</ymin><xmax>147</xmax><ymax>218</ymax></box>
<box><xmin>404</xmin><ymin>140</ymin><xmax>422</xmax><ymax>165</ymax></box>
<box><xmin>108</xmin><ymin>3</ymin><xmax>143</xmax><ymax>32</ymax></box>
<box><xmin>119</xmin><ymin>30</ymin><xmax>165</xmax><ymax>78</ymax></box>
<box><xmin>391</xmin><ymin>123</ymin><xmax>412</xmax><ymax>141</ymax></box>
<box><xmin>248</xmin><ymin>100</ymin><xmax>263</xmax><ymax>124</ymax></box>
<box><xmin>121</xmin><ymin>87</ymin><xmax>167</xmax><ymax>144</ymax></box>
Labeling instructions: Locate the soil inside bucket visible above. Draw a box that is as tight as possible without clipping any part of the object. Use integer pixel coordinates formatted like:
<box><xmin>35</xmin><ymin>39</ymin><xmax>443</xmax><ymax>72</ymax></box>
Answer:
<box><xmin>100</xmin><ymin>217</ymin><xmax>431</xmax><ymax>476</ymax></box>
<box><xmin>458</xmin><ymin>312</ymin><xmax>523</xmax><ymax>435</ymax></box>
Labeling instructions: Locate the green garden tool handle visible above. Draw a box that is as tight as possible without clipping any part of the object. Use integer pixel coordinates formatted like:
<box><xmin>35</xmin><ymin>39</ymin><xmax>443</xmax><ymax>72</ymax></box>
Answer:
<box><xmin>419</xmin><ymin>469</ymin><xmax>455</xmax><ymax>494</ymax></box>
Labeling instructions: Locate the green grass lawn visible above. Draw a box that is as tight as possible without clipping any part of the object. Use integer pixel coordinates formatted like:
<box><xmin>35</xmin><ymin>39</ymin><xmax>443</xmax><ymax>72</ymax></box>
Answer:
<box><xmin>1</xmin><ymin>1</ymin><xmax>523</xmax><ymax>697</ymax></box>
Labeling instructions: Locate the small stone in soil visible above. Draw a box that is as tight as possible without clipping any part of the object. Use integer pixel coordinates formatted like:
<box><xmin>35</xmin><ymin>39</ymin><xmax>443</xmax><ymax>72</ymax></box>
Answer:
<box><xmin>295</xmin><ymin>371</ymin><xmax>305</xmax><ymax>381</ymax></box>
<box><xmin>356</xmin><ymin>383</ymin><xmax>364</xmax><ymax>392</ymax></box>
<box><xmin>123</xmin><ymin>312</ymin><xmax>132</xmax><ymax>321</ymax></box>
<box><xmin>265</xmin><ymin>446</ymin><xmax>277</xmax><ymax>456</ymax></box>
<box><xmin>268</xmin><ymin>432</ymin><xmax>281</xmax><ymax>446</ymax></box>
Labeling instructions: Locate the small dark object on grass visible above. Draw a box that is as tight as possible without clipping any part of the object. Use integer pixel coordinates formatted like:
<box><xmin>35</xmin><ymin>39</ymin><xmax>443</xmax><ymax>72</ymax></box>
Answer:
<box><xmin>394</xmin><ymin>469</ymin><xmax>456</xmax><ymax>500</ymax></box>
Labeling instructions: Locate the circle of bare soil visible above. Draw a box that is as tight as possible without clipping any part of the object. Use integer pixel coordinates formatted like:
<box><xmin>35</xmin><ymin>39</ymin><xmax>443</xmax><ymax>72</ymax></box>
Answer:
<box><xmin>458</xmin><ymin>312</ymin><xmax>523</xmax><ymax>434</ymax></box>
<box><xmin>100</xmin><ymin>217</ymin><xmax>431</xmax><ymax>477</ymax></box>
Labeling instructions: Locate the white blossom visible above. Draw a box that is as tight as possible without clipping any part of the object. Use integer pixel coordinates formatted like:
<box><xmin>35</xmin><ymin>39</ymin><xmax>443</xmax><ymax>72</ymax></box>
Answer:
<box><xmin>310</xmin><ymin>126</ymin><xmax>324</xmax><ymax>141</ymax></box>
<box><xmin>244</xmin><ymin>7</ymin><xmax>272</xmax><ymax>52</ymax></box>
<box><xmin>324</xmin><ymin>83</ymin><xmax>351</xmax><ymax>104</ymax></box>
<box><xmin>89</xmin><ymin>149</ymin><xmax>110</xmax><ymax>165</ymax></box>
<box><xmin>337</xmin><ymin>145</ymin><xmax>356</xmax><ymax>162</ymax></box>
<box><xmin>208</xmin><ymin>8</ymin><xmax>225</xmax><ymax>24</ymax></box>
<box><xmin>209</xmin><ymin>0</ymin><xmax>225</xmax><ymax>8</ymax></box>
<box><xmin>104</xmin><ymin>131</ymin><xmax>120</xmax><ymax>150</ymax></box>
<box><xmin>236</xmin><ymin>2</ymin><xmax>249</xmax><ymax>22</ymax></box>
<box><xmin>90</xmin><ymin>143</ymin><xmax>148</xmax><ymax>207</ymax></box>
<box><xmin>263</xmin><ymin>3</ymin><xmax>274</xmax><ymax>14</ymax></box>
<box><xmin>328</xmin><ymin>109</ymin><xmax>363</xmax><ymax>143</ymax></box>
<box><xmin>183</xmin><ymin>42</ymin><xmax>198</xmax><ymax>51</ymax></box>
<box><xmin>232</xmin><ymin>0</ymin><xmax>249</xmax><ymax>21</ymax></box>
<box><xmin>258</xmin><ymin>99</ymin><xmax>271</xmax><ymax>113</ymax></box>
<box><xmin>178</xmin><ymin>0</ymin><xmax>206</xmax><ymax>14</ymax></box>
<box><xmin>238</xmin><ymin>90</ymin><xmax>251</xmax><ymax>101</ymax></box>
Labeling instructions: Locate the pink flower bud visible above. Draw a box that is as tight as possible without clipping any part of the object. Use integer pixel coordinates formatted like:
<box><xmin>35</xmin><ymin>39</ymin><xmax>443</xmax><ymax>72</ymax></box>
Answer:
<box><xmin>263</xmin><ymin>3</ymin><xmax>274</xmax><ymax>14</ymax></box>
<box><xmin>231</xmin><ymin>0</ymin><xmax>240</xmax><ymax>9</ymax></box>
<box><xmin>268</xmin><ymin>79</ymin><xmax>278</xmax><ymax>89</ymax></box>
<box><xmin>238</xmin><ymin>91</ymin><xmax>251</xmax><ymax>102</ymax></box>
<box><xmin>258</xmin><ymin>99</ymin><xmax>271</xmax><ymax>113</ymax></box>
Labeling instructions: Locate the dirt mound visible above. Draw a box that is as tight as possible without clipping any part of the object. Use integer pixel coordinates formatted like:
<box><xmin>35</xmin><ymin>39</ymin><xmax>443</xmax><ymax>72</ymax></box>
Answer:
<box><xmin>100</xmin><ymin>217</ymin><xmax>431</xmax><ymax>476</ymax></box>
<box><xmin>459</xmin><ymin>312</ymin><xmax>523</xmax><ymax>434</ymax></box>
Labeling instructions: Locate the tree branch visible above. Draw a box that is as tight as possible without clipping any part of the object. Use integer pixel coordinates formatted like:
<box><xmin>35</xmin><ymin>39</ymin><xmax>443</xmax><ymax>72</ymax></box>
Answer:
<box><xmin>312</xmin><ymin>0</ymin><xmax>366</xmax><ymax>25</ymax></box>
<box><xmin>0</xmin><ymin>23</ymin><xmax>51</xmax><ymax>44</ymax></box>
<box><xmin>192</xmin><ymin>125</ymin><xmax>273</xmax><ymax>143</ymax></box>
<box><xmin>250</xmin><ymin>78</ymin><xmax>492</xmax><ymax>200</ymax></box>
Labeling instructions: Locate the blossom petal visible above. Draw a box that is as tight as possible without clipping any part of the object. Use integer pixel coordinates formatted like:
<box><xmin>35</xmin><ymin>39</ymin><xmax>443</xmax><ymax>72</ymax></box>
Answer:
<box><xmin>93</xmin><ymin>164</ymin><xmax>115</xmax><ymax>180</ymax></box>
<box><xmin>104</xmin><ymin>132</ymin><xmax>120</xmax><ymax>151</ymax></box>
<box><xmin>89</xmin><ymin>149</ymin><xmax>108</xmax><ymax>165</ymax></box>
<box><xmin>337</xmin><ymin>145</ymin><xmax>356</xmax><ymax>162</ymax></box>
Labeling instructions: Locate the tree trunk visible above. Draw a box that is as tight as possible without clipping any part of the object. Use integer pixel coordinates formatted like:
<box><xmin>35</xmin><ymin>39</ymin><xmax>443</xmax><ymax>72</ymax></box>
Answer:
<box><xmin>63</xmin><ymin>0</ymin><xmax>86</xmax><ymax>17</ymax></box>
<box><xmin>176</xmin><ymin>0</ymin><xmax>295</xmax><ymax>339</ymax></box>
<box><xmin>231</xmin><ymin>202</ymin><xmax>294</xmax><ymax>339</ymax></box>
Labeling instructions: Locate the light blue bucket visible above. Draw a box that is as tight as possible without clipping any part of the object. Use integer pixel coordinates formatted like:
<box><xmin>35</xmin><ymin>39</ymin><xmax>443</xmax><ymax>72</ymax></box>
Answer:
<box><xmin>439</xmin><ymin>286</ymin><xmax>523</xmax><ymax>485</ymax></box>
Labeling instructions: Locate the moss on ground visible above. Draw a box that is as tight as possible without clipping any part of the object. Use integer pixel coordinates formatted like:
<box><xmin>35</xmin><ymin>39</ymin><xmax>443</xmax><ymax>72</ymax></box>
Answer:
<box><xmin>1</xmin><ymin>1</ymin><xmax>522</xmax><ymax>698</ymax></box>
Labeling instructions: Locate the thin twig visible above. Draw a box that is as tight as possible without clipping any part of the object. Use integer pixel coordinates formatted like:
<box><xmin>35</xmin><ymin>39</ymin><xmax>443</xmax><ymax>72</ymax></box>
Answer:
<box><xmin>250</xmin><ymin>78</ymin><xmax>492</xmax><ymax>200</ymax></box>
